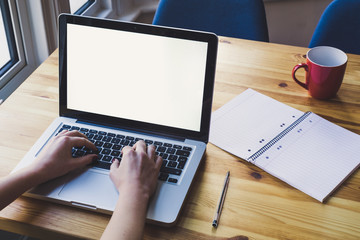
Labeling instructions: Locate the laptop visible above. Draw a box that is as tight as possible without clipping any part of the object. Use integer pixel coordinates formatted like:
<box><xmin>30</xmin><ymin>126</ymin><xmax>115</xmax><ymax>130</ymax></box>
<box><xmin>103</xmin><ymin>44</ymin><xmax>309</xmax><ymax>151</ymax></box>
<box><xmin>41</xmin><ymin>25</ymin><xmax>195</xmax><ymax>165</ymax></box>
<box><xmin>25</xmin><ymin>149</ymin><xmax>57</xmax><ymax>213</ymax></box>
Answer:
<box><xmin>12</xmin><ymin>14</ymin><xmax>218</xmax><ymax>226</ymax></box>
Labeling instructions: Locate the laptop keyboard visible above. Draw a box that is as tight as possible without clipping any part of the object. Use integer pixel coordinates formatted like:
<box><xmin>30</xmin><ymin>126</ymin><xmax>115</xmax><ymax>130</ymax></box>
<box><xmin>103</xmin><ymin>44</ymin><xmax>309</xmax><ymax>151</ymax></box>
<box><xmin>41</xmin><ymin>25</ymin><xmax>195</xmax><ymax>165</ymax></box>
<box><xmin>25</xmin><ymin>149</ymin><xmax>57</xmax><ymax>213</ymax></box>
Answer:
<box><xmin>58</xmin><ymin>124</ymin><xmax>193</xmax><ymax>184</ymax></box>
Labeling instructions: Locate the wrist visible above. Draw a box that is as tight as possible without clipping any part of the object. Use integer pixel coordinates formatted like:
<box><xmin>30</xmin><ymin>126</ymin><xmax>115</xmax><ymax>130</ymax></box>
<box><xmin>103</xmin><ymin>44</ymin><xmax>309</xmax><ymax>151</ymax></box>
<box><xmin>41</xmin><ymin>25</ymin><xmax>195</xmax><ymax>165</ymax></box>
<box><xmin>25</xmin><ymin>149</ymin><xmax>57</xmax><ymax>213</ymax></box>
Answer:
<box><xmin>118</xmin><ymin>184</ymin><xmax>151</xmax><ymax>202</ymax></box>
<box><xmin>113</xmin><ymin>185</ymin><xmax>150</xmax><ymax>225</ymax></box>
<box><xmin>25</xmin><ymin>164</ymin><xmax>51</xmax><ymax>186</ymax></box>
<box><xmin>114</xmin><ymin>184</ymin><xmax>152</xmax><ymax>216</ymax></box>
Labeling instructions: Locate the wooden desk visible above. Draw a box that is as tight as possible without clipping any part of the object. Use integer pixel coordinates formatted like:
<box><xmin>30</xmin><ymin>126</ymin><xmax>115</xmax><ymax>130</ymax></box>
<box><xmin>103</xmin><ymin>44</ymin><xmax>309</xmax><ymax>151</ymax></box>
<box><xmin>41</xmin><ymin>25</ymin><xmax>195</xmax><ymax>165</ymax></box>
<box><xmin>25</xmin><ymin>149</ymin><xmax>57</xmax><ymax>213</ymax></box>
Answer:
<box><xmin>0</xmin><ymin>37</ymin><xmax>359</xmax><ymax>240</ymax></box>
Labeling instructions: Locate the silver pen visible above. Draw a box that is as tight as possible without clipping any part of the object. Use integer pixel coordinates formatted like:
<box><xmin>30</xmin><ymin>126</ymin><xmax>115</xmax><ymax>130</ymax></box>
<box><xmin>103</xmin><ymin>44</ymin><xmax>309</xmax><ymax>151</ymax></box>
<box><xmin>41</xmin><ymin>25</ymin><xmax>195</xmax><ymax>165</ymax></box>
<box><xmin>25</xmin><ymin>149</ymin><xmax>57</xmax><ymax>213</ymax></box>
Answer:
<box><xmin>212</xmin><ymin>171</ymin><xmax>230</xmax><ymax>228</ymax></box>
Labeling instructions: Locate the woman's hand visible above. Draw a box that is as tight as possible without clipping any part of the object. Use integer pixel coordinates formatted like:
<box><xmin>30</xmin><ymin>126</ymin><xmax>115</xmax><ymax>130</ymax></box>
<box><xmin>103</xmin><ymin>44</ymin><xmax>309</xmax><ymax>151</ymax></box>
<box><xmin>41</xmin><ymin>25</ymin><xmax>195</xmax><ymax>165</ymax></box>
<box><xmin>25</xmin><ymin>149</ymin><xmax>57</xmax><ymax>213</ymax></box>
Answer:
<box><xmin>110</xmin><ymin>140</ymin><xmax>162</xmax><ymax>199</ymax></box>
<box><xmin>31</xmin><ymin>130</ymin><xmax>98</xmax><ymax>183</ymax></box>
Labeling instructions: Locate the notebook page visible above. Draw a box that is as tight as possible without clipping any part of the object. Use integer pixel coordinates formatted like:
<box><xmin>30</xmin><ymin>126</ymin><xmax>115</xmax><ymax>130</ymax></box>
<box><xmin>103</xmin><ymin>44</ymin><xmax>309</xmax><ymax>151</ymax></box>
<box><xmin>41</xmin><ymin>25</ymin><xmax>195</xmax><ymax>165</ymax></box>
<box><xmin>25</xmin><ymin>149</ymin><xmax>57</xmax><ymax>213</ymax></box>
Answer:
<box><xmin>254</xmin><ymin>113</ymin><xmax>360</xmax><ymax>202</ymax></box>
<box><xmin>209</xmin><ymin>89</ymin><xmax>302</xmax><ymax>160</ymax></box>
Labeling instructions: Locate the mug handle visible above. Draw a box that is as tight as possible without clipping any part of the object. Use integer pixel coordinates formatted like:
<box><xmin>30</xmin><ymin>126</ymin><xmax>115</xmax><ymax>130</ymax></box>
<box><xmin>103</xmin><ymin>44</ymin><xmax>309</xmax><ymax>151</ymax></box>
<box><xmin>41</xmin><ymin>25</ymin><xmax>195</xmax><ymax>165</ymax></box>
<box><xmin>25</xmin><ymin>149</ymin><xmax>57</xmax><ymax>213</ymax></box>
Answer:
<box><xmin>292</xmin><ymin>63</ymin><xmax>308</xmax><ymax>89</ymax></box>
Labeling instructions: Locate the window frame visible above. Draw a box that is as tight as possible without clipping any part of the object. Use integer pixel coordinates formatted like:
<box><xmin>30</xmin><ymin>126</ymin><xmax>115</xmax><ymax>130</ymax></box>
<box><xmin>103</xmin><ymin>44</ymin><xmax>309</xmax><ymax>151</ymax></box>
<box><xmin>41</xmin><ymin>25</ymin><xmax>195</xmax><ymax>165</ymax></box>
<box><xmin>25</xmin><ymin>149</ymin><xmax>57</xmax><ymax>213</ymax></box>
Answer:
<box><xmin>73</xmin><ymin>0</ymin><xmax>95</xmax><ymax>15</ymax></box>
<box><xmin>0</xmin><ymin>0</ymin><xmax>19</xmax><ymax>78</ymax></box>
<box><xmin>0</xmin><ymin>0</ymin><xmax>37</xmax><ymax>103</ymax></box>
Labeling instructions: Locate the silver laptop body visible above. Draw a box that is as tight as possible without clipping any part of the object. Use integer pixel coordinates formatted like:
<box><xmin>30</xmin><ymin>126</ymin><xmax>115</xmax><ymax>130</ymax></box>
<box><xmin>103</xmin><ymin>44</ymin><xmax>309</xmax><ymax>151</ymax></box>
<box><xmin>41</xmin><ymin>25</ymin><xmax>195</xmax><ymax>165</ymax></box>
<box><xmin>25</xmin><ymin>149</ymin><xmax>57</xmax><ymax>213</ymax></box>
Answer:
<box><xmin>12</xmin><ymin>14</ymin><xmax>218</xmax><ymax>226</ymax></box>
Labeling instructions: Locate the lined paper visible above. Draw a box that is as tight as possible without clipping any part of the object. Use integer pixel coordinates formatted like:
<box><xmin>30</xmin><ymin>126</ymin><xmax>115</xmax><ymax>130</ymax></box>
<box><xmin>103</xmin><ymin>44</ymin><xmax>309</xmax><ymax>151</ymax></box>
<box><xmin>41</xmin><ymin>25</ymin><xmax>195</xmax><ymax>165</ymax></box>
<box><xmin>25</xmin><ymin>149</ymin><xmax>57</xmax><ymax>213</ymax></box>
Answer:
<box><xmin>209</xmin><ymin>89</ymin><xmax>360</xmax><ymax>202</ymax></box>
<box><xmin>210</xmin><ymin>89</ymin><xmax>302</xmax><ymax>160</ymax></box>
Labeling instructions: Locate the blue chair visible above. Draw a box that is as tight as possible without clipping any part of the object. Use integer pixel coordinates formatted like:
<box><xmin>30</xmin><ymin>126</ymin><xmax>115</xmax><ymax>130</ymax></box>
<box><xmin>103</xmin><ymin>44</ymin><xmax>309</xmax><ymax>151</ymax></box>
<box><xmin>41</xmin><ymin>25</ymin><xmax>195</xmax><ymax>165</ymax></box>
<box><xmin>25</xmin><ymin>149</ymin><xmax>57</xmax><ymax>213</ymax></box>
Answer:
<box><xmin>309</xmin><ymin>0</ymin><xmax>360</xmax><ymax>54</ymax></box>
<box><xmin>152</xmin><ymin>0</ymin><xmax>269</xmax><ymax>42</ymax></box>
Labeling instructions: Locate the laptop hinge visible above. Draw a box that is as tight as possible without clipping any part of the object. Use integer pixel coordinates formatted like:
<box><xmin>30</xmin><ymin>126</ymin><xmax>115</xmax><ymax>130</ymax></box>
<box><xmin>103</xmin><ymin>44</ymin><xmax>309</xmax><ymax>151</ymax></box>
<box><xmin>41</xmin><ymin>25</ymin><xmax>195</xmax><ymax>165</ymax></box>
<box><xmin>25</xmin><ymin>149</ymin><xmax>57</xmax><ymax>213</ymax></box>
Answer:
<box><xmin>75</xmin><ymin>120</ymin><xmax>187</xmax><ymax>142</ymax></box>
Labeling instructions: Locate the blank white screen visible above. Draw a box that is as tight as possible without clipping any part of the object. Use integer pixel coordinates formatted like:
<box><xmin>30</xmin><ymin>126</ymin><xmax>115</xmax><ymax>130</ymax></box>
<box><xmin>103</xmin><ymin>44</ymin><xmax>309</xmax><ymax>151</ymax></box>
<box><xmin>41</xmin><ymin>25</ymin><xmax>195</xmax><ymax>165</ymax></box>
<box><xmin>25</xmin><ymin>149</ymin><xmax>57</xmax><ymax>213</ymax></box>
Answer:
<box><xmin>67</xmin><ymin>24</ymin><xmax>208</xmax><ymax>132</ymax></box>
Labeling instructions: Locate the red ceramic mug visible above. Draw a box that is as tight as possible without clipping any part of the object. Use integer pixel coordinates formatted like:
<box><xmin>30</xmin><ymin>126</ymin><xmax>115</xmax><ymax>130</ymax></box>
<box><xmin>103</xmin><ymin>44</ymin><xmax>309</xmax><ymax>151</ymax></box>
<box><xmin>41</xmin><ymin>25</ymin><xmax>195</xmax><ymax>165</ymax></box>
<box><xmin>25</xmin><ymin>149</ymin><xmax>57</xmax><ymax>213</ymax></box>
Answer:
<box><xmin>292</xmin><ymin>46</ymin><xmax>347</xmax><ymax>99</ymax></box>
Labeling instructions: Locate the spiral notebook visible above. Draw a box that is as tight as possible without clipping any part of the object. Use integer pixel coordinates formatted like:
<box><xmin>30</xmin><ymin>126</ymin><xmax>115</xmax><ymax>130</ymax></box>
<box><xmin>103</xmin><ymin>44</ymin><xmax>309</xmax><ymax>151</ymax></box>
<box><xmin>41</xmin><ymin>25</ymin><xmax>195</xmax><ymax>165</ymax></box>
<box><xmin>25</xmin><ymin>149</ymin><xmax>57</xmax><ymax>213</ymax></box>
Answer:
<box><xmin>209</xmin><ymin>89</ymin><xmax>360</xmax><ymax>202</ymax></box>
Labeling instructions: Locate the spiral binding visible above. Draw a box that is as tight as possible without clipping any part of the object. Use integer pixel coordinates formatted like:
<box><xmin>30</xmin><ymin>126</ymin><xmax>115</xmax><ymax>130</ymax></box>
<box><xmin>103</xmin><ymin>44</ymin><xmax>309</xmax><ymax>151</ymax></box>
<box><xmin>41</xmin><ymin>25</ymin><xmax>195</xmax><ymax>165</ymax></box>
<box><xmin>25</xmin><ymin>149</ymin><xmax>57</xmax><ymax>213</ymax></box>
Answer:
<box><xmin>247</xmin><ymin>111</ymin><xmax>312</xmax><ymax>163</ymax></box>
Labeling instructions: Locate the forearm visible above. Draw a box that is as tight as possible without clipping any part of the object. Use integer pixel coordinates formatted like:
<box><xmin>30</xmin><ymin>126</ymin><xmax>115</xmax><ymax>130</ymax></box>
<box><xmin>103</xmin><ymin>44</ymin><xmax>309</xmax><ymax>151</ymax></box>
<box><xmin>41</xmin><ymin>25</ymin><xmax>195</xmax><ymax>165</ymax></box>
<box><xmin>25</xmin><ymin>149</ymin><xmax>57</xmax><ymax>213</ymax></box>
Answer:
<box><xmin>0</xmin><ymin>167</ymin><xmax>44</xmax><ymax>211</ymax></box>
<box><xmin>101</xmin><ymin>189</ymin><xmax>150</xmax><ymax>240</ymax></box>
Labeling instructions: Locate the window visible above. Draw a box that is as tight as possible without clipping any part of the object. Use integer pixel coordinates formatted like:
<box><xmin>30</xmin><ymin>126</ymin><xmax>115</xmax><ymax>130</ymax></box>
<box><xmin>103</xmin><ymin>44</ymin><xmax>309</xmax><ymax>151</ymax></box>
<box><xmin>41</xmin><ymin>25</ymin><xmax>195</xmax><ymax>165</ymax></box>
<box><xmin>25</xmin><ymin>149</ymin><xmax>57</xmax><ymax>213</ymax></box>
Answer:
<box><xmin>0</xmin><ymin>10</ymin><xmax>10</xmax><ymax>68</ymax></box>
<box><xmin>0</xmin><ymin>1</ymin><xmax>18</xmax><ymax>78</ymax></box>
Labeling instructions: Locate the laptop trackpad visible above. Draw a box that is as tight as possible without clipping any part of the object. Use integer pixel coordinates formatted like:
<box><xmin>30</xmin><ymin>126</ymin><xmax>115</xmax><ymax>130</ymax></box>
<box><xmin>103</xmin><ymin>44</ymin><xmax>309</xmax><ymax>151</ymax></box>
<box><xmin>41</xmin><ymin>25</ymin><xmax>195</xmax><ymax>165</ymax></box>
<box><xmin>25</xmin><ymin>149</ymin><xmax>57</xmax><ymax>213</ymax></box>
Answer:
<box><xmin>58</xmin><ymin>170</ymin><xmax>118</xmax><ymax>209</ymax></box>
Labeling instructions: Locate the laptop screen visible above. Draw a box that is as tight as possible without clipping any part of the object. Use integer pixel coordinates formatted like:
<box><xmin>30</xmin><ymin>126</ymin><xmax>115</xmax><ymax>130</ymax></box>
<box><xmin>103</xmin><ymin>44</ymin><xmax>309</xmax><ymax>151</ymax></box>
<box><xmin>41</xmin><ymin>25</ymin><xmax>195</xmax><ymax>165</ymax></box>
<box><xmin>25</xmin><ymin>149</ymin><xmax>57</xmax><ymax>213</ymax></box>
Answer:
<box><xmin>67</xmin><ymin>24</ymin><xmax>207</xmax><ymax>132</ymax></box>
<box><xmin>59</xmin><ymin>14</ymin><xmax>218</xmax><ymax>142</ymax></box>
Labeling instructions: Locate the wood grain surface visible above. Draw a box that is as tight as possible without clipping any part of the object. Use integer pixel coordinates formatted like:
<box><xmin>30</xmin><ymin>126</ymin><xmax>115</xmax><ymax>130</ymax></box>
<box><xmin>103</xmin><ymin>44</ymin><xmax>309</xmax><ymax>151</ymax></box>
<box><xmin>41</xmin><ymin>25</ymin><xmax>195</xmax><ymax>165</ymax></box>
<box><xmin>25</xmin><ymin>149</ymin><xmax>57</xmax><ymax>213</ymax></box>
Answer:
<box><xmin>0</xmin><ymin>37</ymin><xmax>359</xmax><ymax>240</ymax></box>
